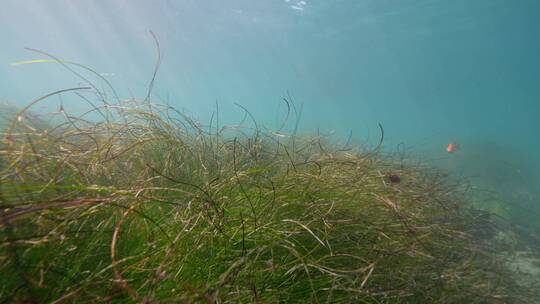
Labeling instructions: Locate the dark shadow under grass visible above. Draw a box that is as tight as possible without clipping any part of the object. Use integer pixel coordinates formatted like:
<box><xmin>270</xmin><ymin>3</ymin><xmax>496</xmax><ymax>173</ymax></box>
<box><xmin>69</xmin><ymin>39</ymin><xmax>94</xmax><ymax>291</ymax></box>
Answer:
<box><xmin>1</xmin><ymin>96</ymin><xmax>539</xmax><ymax>303</ymax></box>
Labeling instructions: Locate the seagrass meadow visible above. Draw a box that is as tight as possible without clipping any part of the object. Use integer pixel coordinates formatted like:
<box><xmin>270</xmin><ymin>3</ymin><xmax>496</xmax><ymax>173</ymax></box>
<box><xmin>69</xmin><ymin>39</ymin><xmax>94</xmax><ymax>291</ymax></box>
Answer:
<box><xmin>3</xmin><ymin>1</ymin><xmax>540</xmax><ymax>302</ymax></box>
<box><xmin>1</xmin><ymin>85</ymin><xmax>539</xmax><ymax>303</ymax></box>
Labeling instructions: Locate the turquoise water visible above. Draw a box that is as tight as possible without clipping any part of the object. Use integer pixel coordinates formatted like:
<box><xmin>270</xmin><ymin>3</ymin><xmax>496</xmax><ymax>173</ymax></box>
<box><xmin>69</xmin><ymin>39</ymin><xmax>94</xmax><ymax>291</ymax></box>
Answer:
<box><xmin>1</xmin><ymin>1</ymin><xmax>539</xmax><ymax>225</ymax></box>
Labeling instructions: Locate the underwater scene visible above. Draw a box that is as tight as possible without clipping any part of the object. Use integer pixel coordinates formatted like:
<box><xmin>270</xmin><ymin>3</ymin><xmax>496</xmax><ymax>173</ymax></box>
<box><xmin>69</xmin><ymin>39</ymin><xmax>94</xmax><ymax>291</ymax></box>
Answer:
<box><xmin>1</xmin><ymin>0</ymin><xmax>539</xmax><ymax>303</ymax></box>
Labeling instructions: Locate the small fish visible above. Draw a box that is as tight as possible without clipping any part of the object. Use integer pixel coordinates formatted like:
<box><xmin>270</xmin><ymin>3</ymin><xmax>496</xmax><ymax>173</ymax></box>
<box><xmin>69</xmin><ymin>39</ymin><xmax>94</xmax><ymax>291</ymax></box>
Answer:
<box><xmin>388</xmin><ymin>174</ymin><xmax>401</xmax><ymax>183</ymax></box>
<box><xmin>446</xmin><ymin>142</ymin><xmax>459</xmax><ymax>153</ymax></box>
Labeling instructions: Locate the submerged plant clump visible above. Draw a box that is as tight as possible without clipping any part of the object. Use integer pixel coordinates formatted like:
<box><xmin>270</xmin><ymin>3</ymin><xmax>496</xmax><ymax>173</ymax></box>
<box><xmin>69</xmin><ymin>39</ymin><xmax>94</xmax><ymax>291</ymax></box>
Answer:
<box><xmin>0</xmin><ymin>95</ymin><xmax>537</xmax><ymax>303</ymax></box>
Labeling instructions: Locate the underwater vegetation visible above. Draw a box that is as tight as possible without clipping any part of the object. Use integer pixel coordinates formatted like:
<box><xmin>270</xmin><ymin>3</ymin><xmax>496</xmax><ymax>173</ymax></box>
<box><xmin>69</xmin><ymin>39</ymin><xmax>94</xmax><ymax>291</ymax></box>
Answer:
<box><xmin>1</xmin><ymin>50</ymin><xmax>540</xmax><ymax>303</ymax></box>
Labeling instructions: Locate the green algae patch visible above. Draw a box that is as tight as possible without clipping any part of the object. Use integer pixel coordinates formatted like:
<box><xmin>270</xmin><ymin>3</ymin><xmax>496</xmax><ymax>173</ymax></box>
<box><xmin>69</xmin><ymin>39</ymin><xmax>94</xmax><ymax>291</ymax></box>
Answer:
<box><xmin>1</xmin><ymin>98</ymin><xmax>538</xmax><ymax>303</ymax></box>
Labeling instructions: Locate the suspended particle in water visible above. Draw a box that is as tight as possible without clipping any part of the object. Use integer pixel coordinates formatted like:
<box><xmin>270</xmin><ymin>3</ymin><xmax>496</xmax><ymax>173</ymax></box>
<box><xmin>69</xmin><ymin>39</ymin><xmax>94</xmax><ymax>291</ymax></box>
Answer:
<box><xmin>16</xmin><ymin>115</ymin><xmax>23</xmax><ymax>122</ymax></box>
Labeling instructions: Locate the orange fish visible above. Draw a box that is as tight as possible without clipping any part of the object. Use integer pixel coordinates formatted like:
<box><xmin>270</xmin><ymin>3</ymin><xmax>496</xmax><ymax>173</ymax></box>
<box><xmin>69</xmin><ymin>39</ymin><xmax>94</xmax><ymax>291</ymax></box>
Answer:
<box><xmin>446</xmin><ymin>142</ymin><xmax>459</xmax><ymax>153</ymax></box>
